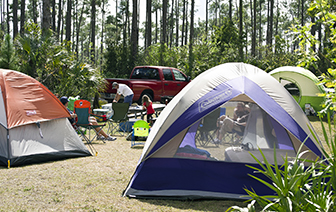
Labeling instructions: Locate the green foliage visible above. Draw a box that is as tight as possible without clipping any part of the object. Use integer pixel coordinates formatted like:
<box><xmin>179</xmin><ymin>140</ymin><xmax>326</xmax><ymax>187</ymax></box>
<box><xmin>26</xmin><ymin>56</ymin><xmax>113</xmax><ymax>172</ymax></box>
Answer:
<box><xmin>0</xmin><ymin>22</ymin><xmax>103</xmax><ymax>100</ymax></box>
<box><xmin>292</xmin><ymin>0</ymin><xmax>336</xmax><ymax>74</ymax></box>
<box><xmin>247</xmin><ymin>45</ymin><xmax>299</xmax><ymax>73</ymax></box>
<box><xmin>138</xmin><ymin>43</ymin><xmax>179</xmax><ymax>68</ymax></box>
<box><xmin>227</xmin><ymin>116</ymin><xmax>336</xmax><ymax>212</ymax></box>
<box><xmin>212</xmin><ymin>18</ymin><xmax>241</xmax><ymax>53</ymax></box>
<box><xmin>0</xmin><ymin>34</ymin><xmax>18</xmax><ymax>70</ymax></box>
<box><xmin>290</xmin><ymin>0</ymin><xmax>336</xmax><ymax>114</ymax></box>
<box><xmin>102</xmin><ymin>39</ymin><xmax>132</xmax><ymax>78</ymax></box>
<box><xmin>228</xmin><ymin>2</ymin><xmax>336</xmax><ymax>210</ymax></box>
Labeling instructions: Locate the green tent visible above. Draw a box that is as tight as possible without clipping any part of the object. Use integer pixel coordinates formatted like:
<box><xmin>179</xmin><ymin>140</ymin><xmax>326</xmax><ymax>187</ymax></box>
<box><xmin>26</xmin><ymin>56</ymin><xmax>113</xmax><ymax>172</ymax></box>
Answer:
<box><xmin>269</xmin><ymin>66</ymin><xmax>325</xmax><ymax>114</ymax></box>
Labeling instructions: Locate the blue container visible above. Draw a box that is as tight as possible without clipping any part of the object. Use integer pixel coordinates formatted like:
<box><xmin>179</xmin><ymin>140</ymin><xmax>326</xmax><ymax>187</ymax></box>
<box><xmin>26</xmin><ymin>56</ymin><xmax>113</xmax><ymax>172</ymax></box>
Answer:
<box><xmin>119</xmin><ymin>119</ymin><xmax>141</xmax><ymax>132</ymax></box>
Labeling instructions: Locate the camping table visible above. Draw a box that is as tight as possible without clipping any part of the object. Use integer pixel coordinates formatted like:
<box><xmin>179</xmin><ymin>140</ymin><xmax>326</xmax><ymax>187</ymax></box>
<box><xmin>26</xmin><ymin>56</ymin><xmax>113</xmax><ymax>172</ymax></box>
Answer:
<box><xmin>92</xmin><ymin>108</ymin><xmax>110</xmax><ymax>122</ymax></box>
<box><xmin>128</xmin><ymin>104</ymin><xmax>166</xmax><ymax>119</ymax></box>
<box><xmin>93</xmin><ymin>108</ymin><xmax>110</xmax><ymax>115</ymax></box>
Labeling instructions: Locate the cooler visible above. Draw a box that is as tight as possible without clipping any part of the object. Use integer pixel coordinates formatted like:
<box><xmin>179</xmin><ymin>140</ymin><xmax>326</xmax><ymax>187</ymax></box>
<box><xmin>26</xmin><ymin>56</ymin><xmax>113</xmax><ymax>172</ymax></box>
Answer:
<box><xmin>119</xmin><ymin>119</ymin><xmax>141</xmax><ymax>132</ymax></box>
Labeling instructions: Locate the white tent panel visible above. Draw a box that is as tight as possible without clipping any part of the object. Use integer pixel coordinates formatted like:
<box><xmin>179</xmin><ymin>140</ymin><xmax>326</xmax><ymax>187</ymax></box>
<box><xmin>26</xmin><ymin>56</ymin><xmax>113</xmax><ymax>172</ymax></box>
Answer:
<box><xmin>0</xmin><ymin>126</ymin><xmax>7</xmax><ymax>159</ymax></box>
<box><xmin>9</xmin><ymin>118</ymin><xmax>86</xmax><ymax>157</ymax></box>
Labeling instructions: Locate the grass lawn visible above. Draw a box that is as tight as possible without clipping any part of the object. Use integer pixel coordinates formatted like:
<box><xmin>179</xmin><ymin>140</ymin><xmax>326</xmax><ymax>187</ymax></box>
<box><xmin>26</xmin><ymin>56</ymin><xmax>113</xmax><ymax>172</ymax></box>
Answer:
<box><xmin>0</xmin><ymin>116</ymin><xmax>327</xmax><ymax>212</ymax></box>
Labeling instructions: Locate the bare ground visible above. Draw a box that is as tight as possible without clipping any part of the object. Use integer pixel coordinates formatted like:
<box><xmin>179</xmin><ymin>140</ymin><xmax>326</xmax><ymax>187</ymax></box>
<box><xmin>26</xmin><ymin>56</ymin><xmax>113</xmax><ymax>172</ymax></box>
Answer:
<box><xmin>0</xmin><ymin>132</ymin><xmax>246</xmax><ymax>212</ymax></box>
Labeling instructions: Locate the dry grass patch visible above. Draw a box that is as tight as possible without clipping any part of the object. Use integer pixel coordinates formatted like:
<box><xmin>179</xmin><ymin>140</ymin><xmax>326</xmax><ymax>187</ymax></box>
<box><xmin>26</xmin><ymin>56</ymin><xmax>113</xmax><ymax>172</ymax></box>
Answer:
<box><xmin>0</xmin><ymin>133</ymin><xmax>246</xmax><ymax>212</ymax></box>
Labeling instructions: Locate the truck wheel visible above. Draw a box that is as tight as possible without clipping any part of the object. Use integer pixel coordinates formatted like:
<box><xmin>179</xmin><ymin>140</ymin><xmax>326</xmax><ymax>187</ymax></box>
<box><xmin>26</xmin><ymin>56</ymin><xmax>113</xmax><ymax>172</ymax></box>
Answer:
<box><xmin>138</xmin><ymin>93</ymin><xmax>153</xmax><ymax>105</ymax></box>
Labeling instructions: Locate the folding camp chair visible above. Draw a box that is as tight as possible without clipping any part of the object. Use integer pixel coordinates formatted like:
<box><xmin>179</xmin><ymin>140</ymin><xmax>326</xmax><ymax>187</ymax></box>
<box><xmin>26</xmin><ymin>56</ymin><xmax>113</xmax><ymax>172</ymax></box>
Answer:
<box><xmin>108</xmin><ymin>103</ymin><xmax>130</xmax><ymax>136</ymax></box>
<box><xmin>74</xmin><ymin>100</ymin><xmax>106</xmax><ymax>154</ymax></box>
<box><xmin>196</xmin><ymin>108</ymin><xmax>221</xmax><ymax>147</ymax></box>
<box><xmin>223</xmin><ymin>128</ymin><xmax>244</xmax><ymax>145</ymax></box>
<box><xmin>131</xmin><ymin>120</ymin><xmax>150</xmax><ymax>147</ymax></box>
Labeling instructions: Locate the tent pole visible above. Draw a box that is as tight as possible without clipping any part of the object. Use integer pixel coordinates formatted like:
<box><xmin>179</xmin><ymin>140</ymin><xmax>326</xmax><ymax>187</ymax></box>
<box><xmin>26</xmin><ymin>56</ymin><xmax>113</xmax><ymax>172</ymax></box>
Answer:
<box><xmin>7</xmin><ymin>129</ymin><xmax>10</xmax><ymax>168</ymax></box>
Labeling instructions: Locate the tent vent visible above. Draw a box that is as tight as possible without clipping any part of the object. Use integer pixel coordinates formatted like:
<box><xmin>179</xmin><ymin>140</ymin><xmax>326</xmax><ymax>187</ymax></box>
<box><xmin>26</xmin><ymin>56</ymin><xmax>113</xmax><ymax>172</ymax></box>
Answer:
<box><xmin>35</xmin><ymin>122</ymin><xmax>44</xmax><ymax>138</ymax></box>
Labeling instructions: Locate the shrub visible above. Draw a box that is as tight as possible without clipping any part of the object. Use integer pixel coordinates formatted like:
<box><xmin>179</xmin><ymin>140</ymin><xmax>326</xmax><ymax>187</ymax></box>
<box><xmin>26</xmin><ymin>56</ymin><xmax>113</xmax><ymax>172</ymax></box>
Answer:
<box><xmin>227</xmin><ymin>116</ymin><xmax>336</xmax><ymax>212</ymax></box>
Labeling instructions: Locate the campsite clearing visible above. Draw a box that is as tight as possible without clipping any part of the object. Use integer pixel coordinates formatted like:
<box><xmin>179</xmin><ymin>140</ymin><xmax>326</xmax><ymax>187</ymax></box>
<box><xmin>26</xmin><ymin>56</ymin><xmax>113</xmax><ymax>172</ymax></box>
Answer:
<box><xmin>0</xmin><ymin>117</ymin><xmax>328</xmax><ymax>211</ymax></box>
<box><xmin>0</xmin><ymin>131</ymin><xmax>246</xmax><ymax>211</ymax></box>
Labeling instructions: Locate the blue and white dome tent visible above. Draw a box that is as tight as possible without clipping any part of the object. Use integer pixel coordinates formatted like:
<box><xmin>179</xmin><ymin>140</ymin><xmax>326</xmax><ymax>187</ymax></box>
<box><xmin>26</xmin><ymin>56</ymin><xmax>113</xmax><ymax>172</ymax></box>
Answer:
<box><xmin>123</xmin><ymin>63</ymin><xmax>326</xmax><ymax>200</ymax></box>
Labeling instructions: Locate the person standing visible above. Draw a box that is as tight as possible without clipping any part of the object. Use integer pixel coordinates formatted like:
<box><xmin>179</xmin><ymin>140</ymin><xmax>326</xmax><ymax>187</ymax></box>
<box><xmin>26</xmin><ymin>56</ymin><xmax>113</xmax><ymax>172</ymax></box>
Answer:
<box><xmin>112</xmin><ymin>82</ymin><xmax>134</xmax><ymax>106</ymax></box>
<box><xmin>142</xmin><ymin>94</ymin><xmax>155</xmax><ymax>125</ymax></box>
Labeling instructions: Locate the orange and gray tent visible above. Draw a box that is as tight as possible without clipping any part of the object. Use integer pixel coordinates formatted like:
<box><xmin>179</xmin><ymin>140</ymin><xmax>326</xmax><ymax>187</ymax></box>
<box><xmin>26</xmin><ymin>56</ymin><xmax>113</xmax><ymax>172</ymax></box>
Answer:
<box><xmin>0</xmin><ymin>69</ymin><xmax>91</xmax><ymax>167</ymax></box>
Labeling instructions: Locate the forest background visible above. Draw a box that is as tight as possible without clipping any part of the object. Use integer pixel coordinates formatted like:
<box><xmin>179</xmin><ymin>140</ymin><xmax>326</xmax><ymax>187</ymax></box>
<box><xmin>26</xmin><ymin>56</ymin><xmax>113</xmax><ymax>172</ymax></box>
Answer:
<box><xmin>0</xmin><ymin>0</ymin><xmax>335</xmax><ymax>108</ymax></box>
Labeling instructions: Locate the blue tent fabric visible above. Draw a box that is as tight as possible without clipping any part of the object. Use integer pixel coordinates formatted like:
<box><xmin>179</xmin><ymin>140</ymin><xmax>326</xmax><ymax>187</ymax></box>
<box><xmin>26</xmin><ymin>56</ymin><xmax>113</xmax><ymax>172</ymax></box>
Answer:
<box><xmin>129</xmin><ymin>158</ymin><xmax>273</xmax><ymax>198</ymax></box>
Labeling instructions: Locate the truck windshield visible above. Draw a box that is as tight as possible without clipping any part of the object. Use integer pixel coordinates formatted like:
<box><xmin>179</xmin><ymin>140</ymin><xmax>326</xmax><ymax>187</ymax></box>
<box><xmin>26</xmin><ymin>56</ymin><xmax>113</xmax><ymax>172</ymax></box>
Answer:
<box><xmin>131</xmin><ymin>68</ymin><xmax>160</xmax><ymax>80</ymax></box>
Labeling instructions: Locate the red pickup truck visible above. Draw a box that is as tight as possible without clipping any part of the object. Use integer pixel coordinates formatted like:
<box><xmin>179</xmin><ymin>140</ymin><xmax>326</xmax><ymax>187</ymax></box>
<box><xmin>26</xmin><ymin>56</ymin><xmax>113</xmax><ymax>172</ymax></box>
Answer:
<box><xmin>102</xmin><ymin>66</ymin><xmax>191</xmax><ymax>104</ymax></box>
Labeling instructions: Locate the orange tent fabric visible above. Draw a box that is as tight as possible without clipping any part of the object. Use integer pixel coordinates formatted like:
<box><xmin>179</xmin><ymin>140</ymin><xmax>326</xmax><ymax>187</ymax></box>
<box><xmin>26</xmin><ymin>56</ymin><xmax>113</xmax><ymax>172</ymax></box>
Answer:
<box><xmin>0</xmin><ymin>69</ymin><xmax>70</xmax><ymax>129</ymax></box>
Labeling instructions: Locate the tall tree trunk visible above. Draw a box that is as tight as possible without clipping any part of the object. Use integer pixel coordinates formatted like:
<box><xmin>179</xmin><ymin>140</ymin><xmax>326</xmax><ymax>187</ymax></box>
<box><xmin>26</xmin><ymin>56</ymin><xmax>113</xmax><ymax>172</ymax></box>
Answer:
<box><xmin>169</xmin><ymin>0</ymin><xmax>174</xmax><ymax>48</ymax></box>
<box><xmin>13</xmin><ymin>0</ymin><xmax>18</xmax><ymax>38</ymax></box>
<box><xmin>61</xmin><ymin>0</ymin><xmax>64</xmax><ymax>42</ymax></box>
<box><xmin>101</xmin><ymin>0</ymin><xmax>105</xmax><ymax>66</ymax></box>
<box><xmin>206</xmin><ymin>0</ymin><xmax>208</xmax><ymax>40</ymax></box>
<box><xmin>131</xmin><ymin>0</ymin><xmax>138</xmax><ymax>67</ymax></box>
<box><xmin>122</xmin><ymin>2</ymin><xmax>126</xmax><ymax>45</ymax></box>
<box><xmin>181</xmin><ymin>0</ymin><xmax>185</xmax><ymax>46</ymax></box>
<box><xmin>42</xmin><ymin>0</ymin><xmax>51</xmax><ymax>35</ymax></box>
<box><xmin>175</xmin><ymin>0</ymin><xmax>179</xmax><ymax>46</ymax></box>
<box><xmin>293</xmin><ymin>0</ymin><xmax>300</xmax><ymax>51</ymax></box>
<box><xmin>6</xmin><ymin>0</ymin><xmax>9</xmax><ymax>34</ymax></box>
<box><xmin>162</xmin><ymin>0</ymin><xmax>167</xmax><ymax>43</ymax></box>
<box><xmin>52</xmin><ymin>0</ymin><xmax>56</xmax><ymax>31</ymax></box>
<box><xmin>181</xmin><ymin>0</ymin><xmax>186</xmax><ymax>46</ymax></box>
<box><xmin>72</xmin><ymin>0</ymin><xmax>77</xmax><ymax>50</ymax></box>
<box><xmin>188</xmin><ymin>0</ymin><xmax>194</xmax><ymax>77</ymax></box>
<box><xmin>266</xmin><ymin>0</ymin><xmax>273</xmax><ymax>49</ymax></box>
<box><xmin>76</xmin><ymin>3</ymin><xmax>84</xmax><ymax>54</ymax></box>
<box><xmin>0</xmin><ymin>0</ymin><xmax>5</xmax><ymax>32</ymax></box>
<box><xmin>145</xmin><ymin>0</ymin><xmax>151</xmax><ymax>48</ymax></box>
<box><xmin>20</xmin><ymin>0</ymin><xmax>25</xmax><ymax>35</ymax></box>
<box><xmin>269</xmin><ymin>0</ymin><xmax>273</xmax><ymax>47</ymax></box>
<box><xmin>126</xmin><ymin>0</ymin><xmax>130</xmax><ymax>42</ymax></box>
<box><xmin>0</xmin><ymin>0</ymin><xmax>3</xmax><ymax>32</ymax></box>
<box><xmin>57</xmin><ymin>0</ymin><xmax>62</xmax><ymax>40</ymax></box>
<box><xmin>32</xmin><ymin>0</ymin><xmax>37</xmax><ymax>24</ymax></box>
<box><xmin>275</xmin><ymin>0</ymin><xmax>279</xmax><ymax>36</ymax></box>
<box><xmin>266</xmin><ymin>0</ymin><xmax>270</xmax><ymax>46</ymax></box>
<box><xmin>301</xmin><ymin>0</ymin><xmax>304</xmax><ymax>26</ymax></box>
<box><xmin>184</xmin><ymin>1</ymin><xmax>188</xmax><ymax>46</ymax></box>
<box><xmin>311</xmin><ymin>16</ymin><xmax>316</xmax><ymax>53</ymax></box>
<box><xmin>239</xmin><ymin>0</ymin><xmax>243</xmax><ymax>60</ymax></box>
<box><xmin>251</xmin><ymin>0</ymin><xmax>256</xmax><ymax>57</ymax></box>
<box><xmin>258</xmin><ymin>0</ymin><xmax>262</xmax><ymax>59</ymax></box>
<box><xmin>91</xmin><ymin>0</ymin><xmax>96</xmax><ymax>63</ymax></box>
<box><xmin>229</xmin><ymin>0</ymin><xmax>232</xmax><ymax>21</ymax></box>
<box><xmin>215</xmin><ymin>0</ymin><xmax>218</xmax><ymax>26</ymax></box>
<box><xmin>318</xmin><ymin>22</ymin><xmax>322</xmax><ymax>52</ymax></box>
<box><xmin>155</xmin><ymin>6</ymin><xmax>158</xmax><ymax>44</ymax></box>
<box><xmin>65</xmin><ymin>0</ymin><xmax>72</xmax><ymax>41</ymax></box>
<box><xmin>160</xmin><ymin>0</ymin><xmax>168</xmax><ymax>65</ymax></box>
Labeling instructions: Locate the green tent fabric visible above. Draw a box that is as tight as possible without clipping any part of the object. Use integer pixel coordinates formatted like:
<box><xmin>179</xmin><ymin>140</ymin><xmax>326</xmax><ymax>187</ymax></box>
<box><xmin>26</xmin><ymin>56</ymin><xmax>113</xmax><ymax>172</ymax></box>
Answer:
<box><xmin>269</xmin><ymin>66</ymin><xmax>325</xmax><ymax>114</ymax></box>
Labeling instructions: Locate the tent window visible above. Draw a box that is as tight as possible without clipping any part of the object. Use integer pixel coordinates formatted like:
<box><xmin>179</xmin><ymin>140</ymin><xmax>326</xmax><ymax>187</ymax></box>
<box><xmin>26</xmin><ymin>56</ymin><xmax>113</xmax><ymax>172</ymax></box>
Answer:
<box><xmin>175</xmin><ymin>101</ymin><xmax>296</xmax><ymax>165</ymax></box>
<box><xmin>280</xmin><ymin>79</ymin><xmax>300</xmax><ymax>97</ymax></box>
